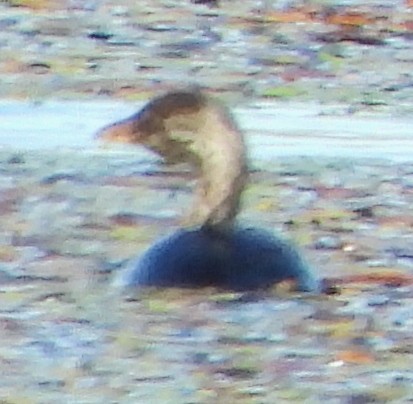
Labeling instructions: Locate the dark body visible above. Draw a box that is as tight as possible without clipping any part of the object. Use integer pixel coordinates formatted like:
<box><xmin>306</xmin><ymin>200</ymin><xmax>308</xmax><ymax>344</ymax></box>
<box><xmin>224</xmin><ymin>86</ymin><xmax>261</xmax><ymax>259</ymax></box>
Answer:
<box><xmin>118</xmin><ymin>227</ymin><xmax>318</xmax><ymax>292</ymax></box>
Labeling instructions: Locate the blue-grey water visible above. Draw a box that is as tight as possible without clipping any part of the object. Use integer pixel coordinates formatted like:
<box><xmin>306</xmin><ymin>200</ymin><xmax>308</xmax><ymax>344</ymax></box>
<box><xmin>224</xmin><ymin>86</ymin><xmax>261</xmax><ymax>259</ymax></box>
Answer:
<box><xmin>1</xmin><ymin>100</ymin><xmax>412</xmax><ymax>162</ymax></box>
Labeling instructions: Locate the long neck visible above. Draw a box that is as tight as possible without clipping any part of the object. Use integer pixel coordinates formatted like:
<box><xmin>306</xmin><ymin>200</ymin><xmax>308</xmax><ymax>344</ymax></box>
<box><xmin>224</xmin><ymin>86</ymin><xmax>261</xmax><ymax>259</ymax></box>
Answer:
<box><xmin>96</xmin><ymin>92</ymin><xmax>248</xmax><ymax>230</ymax></box>
<box><xmin>181</xmin><ymin>103</ymin><xmax>248</xmax><ymax>230</ymax></box>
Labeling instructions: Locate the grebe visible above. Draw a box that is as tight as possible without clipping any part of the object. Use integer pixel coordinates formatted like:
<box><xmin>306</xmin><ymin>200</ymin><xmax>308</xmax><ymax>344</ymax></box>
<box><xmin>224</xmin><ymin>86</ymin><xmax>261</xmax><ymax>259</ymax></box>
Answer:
<box><xmin>96</xmin><ymin>88</ymin><xmax>318</xmax><ymax>292</ymax></box>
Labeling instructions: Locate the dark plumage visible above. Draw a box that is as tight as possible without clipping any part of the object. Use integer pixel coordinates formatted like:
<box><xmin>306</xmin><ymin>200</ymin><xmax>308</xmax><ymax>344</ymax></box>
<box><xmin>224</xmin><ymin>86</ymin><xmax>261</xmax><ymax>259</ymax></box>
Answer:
<box><xmin>117</xmin><ymin>227</ymin><xmax>318</xmax><ymax>292</ymax></box>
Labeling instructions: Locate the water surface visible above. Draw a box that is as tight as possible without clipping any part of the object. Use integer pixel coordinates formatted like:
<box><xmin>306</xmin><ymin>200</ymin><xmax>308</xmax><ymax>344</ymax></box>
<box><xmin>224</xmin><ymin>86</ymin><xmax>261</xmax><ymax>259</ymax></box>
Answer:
<box><xmin>1</xmin><ymin>100</ymin><xmax>412</xmax><ymax>162</ymax></box>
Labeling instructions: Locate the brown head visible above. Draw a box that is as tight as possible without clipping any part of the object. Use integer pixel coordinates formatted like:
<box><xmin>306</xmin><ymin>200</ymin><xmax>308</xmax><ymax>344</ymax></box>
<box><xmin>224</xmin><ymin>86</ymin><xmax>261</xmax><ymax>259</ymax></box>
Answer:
<box><xmin>96</xmin><ymin>89</ymin><xmax>207</xmax><ymax>142</ymax></box>
<box><xmin>96</xmin><ymin>88</ymin><xmax>248</xmax><ymax>229</ymax></box>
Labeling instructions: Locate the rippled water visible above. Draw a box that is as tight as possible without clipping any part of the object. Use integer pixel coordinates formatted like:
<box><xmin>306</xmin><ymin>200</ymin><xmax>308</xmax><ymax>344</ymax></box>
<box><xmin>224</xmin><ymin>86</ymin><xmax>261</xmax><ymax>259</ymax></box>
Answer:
<box><xmin>1</xmin><ymin>100</ymin><xmax>413</xmax><ymax>402</ymax></box>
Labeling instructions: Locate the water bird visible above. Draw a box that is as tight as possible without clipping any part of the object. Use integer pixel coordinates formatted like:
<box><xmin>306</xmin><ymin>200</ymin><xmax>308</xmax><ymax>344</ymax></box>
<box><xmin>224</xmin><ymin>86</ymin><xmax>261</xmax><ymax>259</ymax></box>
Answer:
<box><xmin>96</xmin><ymin>88</ymin><xmax>318</xmax><ymax>292</ymax></box>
